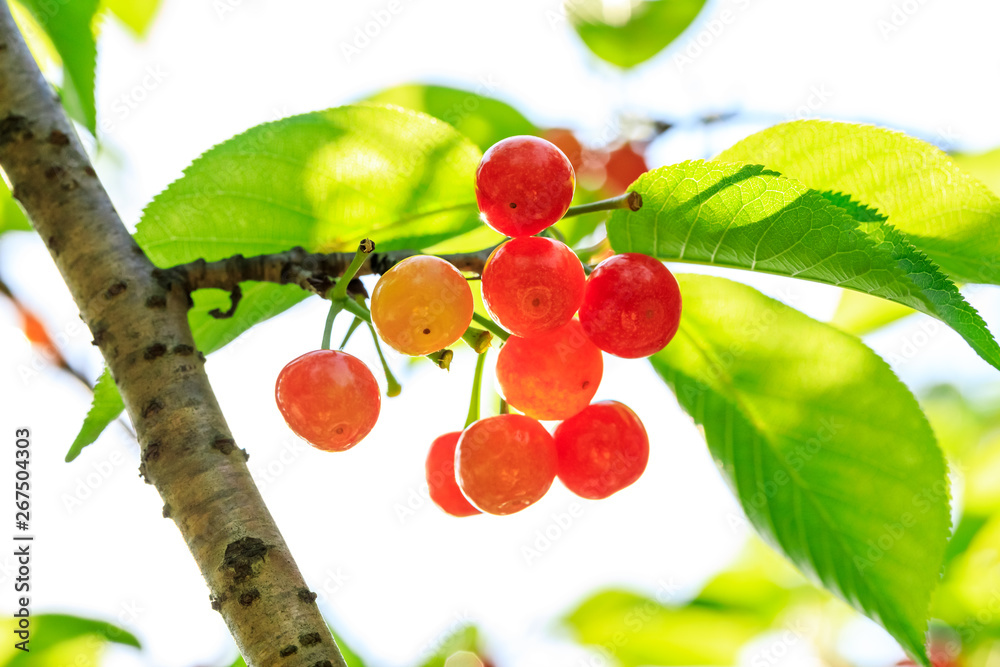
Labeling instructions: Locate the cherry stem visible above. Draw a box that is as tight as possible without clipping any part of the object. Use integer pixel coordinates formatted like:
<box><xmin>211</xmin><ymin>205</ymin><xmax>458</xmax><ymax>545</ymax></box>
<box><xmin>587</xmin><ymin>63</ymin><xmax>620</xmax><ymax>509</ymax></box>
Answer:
<box><xmin>562</xmin><ymin>191</ymin><xmax>642</xmax><ymax>219</ymax></box>
<box><xmin>499</xmin><ymin>397</ymin><xmax>510</xmax><ymax>415</ymax></box>
<box><xmin>541</xmin><ymin>225</ymin><xmax>567</xmax><ymax>244</ymax></box>
<box><xmin>472</xmin><ymin>312</ymin><xmax>509</xmax><ymax>342</ymax></box>
<box><xmin>329</xmin><ymin>238</ymin><xmax>374</xmax><ymax>302</ymax></box>
<box><xmin>338</xmin><ymin>316</ymin><xmax>365</xmax><ymax>350</ymax></box>
<box><xmin>427</xmin><ymin>349</ymin><xmax>454</xmax><ymax>370</ymax></box>
<box><xmin>363</xmin><ymin>319</ymin><xmax>402</xmax><ymax>397</ymax></box>
<box><xmin>465</xmin><ymin>352</ymin><xmax>487</xmax><ymax>428</ymax></box>
<box><xmin>461</xmin><ymin>327</ymin><xmax>493</xmax><ymax>354</ymax></box>
<box><xmin>320</xmin><ymin>301</ymin><xmax>343</xmax><ymax>350</ymax></box>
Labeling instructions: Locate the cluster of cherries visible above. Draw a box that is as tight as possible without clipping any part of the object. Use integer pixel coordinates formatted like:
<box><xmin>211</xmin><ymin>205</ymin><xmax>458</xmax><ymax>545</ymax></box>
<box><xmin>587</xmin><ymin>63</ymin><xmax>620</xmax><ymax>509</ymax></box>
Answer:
<box><xmin>275</xmin><ymin>135</ymin><xmax>682</xmax><ymax>517</ymax></box>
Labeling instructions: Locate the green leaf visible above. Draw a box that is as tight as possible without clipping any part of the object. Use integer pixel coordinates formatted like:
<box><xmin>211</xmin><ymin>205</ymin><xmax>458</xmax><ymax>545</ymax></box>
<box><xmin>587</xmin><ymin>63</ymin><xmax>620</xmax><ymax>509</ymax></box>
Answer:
<box><xmin>830</xmin><ymin>290</ymin><xmax>914</xmax><ymax>336</ymax></box>
<box><xmin>135</xmin><ymin>104</ymin><xmax>483</xmax><ymax>356</ymax></box>
<box><xmin>19</xmin><ymin>0</ymin><xmax>99</xmax><ymax>134</ymax></box>
<box><xmin>608</xmin><ymin>161</ymin><xmax>1000</xmax><ymax>371</ymax></box>
<box><xmin>651</xmin><ymin>274</ymin><xmax>951</xmax><ymax>665</ymax></box>
<box><xmin>65</xmin><ymin>367</ymin><xmax>124</xmax><ymax>461</ymax></box>
<box><xmin>951</xmin><ymin>147</ymin><xmax>1000</xmax><ymax>198</ymax></box>
<box><xmin>3</xmin><ymin>613</ymin><xmax>139</xmax><ymax>666</ymax></box>
<box><xmin>417</xmin><ymin>626</ymin><xmax>481</xmax><ymax>667</ymax></box>
<box><xmin>564</xmin><ymin>588</ymin><xmax>775</xmax><ymax>666</ymax></box>
<box><xmin>100</xmin><ymin>0</ymin><xmax>160</xmax><ymax>36</ymax></box>
<box><xmin>715</xmin><ymin>121</ymin><xmax>1000</xmax><ymax>285</ymax></box>
<box><xmin>364</xmin><ymin>83</ymin><xmax>537</xmax><ymax>152</ymax></box>
<box><xmin>0</xmin><ymin>184</ymin><xmax>31</xmax><ymax>235</ymax></box>
<box><xmin>567</xmin><ymin>0</ymin><xmax>708</xmax><ymax>69</ymax></box>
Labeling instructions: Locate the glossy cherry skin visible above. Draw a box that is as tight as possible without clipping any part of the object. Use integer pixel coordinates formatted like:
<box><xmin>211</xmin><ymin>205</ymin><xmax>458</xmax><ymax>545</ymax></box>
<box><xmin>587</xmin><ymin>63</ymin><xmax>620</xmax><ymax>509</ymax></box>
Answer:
<box><xmin>482</xmin><ymin>237</ymin><xmax>585</xmax><ymax>337</ymax></box>
<box><xmin>274</xmin><ymin>350</ymin><xmax>380</xmax><ymax>452</ymax></box>
<box><xmin>456</xmin><ymin>414</ymin><xmax>557</xmax><ymax>515</ymax></box>
<box><xmin>495</xmin><ymin>320</ymin><xmax>603</xmax><ymax>420</ymax></box>
<box><xmin>426</xmin><ymin>432</ymin><xmax>481</xmax><ymax>517</ymax></box>
<box><xmin>475</xmin><ymin>136</ymin><xmax>575</xmax><ymax>237</ymax></box>
<box><xmin>371</xmin><ymin>255</ymin><xmax>475</xmax><ymax>356</ymax></box>
<box><xmin>579</xmin><ymin>253</ymin><xmax>682</xmax><ymax>358</ymax></box>
<box><xmin>554</xmin><ymin>401</ymin><xmax>649</xmax><ymax>499</ymax></box>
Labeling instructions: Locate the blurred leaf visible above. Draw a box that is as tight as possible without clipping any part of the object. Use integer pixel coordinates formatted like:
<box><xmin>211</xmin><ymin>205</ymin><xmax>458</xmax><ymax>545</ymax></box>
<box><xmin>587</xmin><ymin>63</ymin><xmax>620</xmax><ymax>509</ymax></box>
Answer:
<box><xmin>18</xmin><ymin>0</ymin><xmax>99</xmax><ymax>134</ymax></box>
<box><xmin>651</xmin><ymin>274</ymin><xmax>951</xmax><ymax>665</ymax></box>
<box><xmin>364</xmin><ymin>83</ymin><xmax>537</xmax><ymax>152</ymax></box>
<box><xmin>567</xmin><ymin>0</ymin><xmax>708</xmax><ymax>69</ymax></box>
<box><xmin>952</xmin><ymin>147</ymin><xmax>1000</xmax><ymax>198</ymax></box>
<box><xmin>716</xmin><ymin>121</ymin><xmax>1000</xmax><ymax>285</ymax></box>
<box><xmin>565</xmin><ymin>589</ymin><xmax>772</xmax><ymax>665</ymax></box>
<box><xmin>418</xmin><ymin>626</ymin><xmax>481</xmax><ymax>667</ymax></box>
<box><xmin>2</xmin><ymin>613</ymin><xmax>140</xmax><ymax>666</ymax></box>
<box><xmin>135</xmin><ymin>104</ymin><xmax>483</xmax><ymax>356</ymax></box>
<box><xmin>830</xmin><ymin>290</ymin><xmax>915</xmax><ymax>335</ymax></box>
<box><xmin>608</xmin><ymin>161</ymin><xmax>1000</xmax><ymax>371</ymax></box>
<box><xmin>933</xmin><ymin>514</ymin><xmax>1000</xmax><ymax>645</ymax></box>
<box><xmin>100</xmin><ymin>0</ymin><xmax>160</xmax><ymax>36</ymax></box>
<box><xmin>65</xmin><ymin>367</ymin><xmax>125</xmax><ymax>461</ymax></box>
<box><xmin>0</xmin><ymin>185</ymin><xmax>32</xmax><ymax>235</ymax></box>
<box><xmin>942</xmin><ymin>513</ymin><xmax>990</xmax><ymax>567</ymax></box>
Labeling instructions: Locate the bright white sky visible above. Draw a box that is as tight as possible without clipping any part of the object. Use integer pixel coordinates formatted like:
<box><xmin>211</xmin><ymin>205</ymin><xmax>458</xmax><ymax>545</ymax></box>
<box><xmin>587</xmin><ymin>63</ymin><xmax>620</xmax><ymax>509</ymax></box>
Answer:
<box><xmin>2</xmin><ymin>0</ymin><xmax>1000</xmax><ymax>665</ymax></box>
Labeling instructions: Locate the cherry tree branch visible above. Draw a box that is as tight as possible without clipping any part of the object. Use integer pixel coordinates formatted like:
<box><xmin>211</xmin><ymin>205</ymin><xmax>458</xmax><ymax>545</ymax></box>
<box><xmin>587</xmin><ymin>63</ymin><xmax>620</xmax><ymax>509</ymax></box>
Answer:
<box><xmin>0</xmin><ymin>4</ymin><xmax>346</xmax><ymax>665</ymax></box>
<box><xmin>156</xmin><ymin>245</ymin><xmax>494</xmax><ymax>299</ymax></box>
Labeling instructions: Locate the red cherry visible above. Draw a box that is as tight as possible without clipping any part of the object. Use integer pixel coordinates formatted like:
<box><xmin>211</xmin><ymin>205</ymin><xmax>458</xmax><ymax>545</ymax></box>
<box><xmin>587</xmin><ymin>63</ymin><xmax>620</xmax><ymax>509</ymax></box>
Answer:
<box><xmin>475</xmin><ymin>136</ymin><xmax>575</xmax><ymax>237</ymax></box>
<box><xmin>482</xmin><ymin>237</ymin><xmax>585</xmax><ymax>337</ymax></box>
<box><xmin>554</xmin><ymin>401</ymin><xmax>649</xmax><ymax>499</ymax></box>
<box><xmin>542</xmin><ymin>128</ymin><xmax>584</xmax><ymax>171</ymax></box>
<box><xmin>602</xmin><ymin>142</ymin><xmax>649</xmax><ymax>196</ymax></box>
<box><xmin>579</xmin><ymin>253</ymin><xmax>682</xmax><ymax>358</ymax></box>
<box><xmin>426</xmin><ymin>432</ymin><xmax>481</xmax><ymax>517</ymax></box>
<box><xmin>495</xmin><ymin>320</ymin><xmax>603</xmax><ymax>420</ymax></box>
<box><xmin>274</xmin><ymin>350</ymin><xmax>380</xmax><ymax>452</ymax></box>
<box><xmin>456</xmin><ymin>414</ymin><xmax>557</xmax><ymax>515</ymax></box>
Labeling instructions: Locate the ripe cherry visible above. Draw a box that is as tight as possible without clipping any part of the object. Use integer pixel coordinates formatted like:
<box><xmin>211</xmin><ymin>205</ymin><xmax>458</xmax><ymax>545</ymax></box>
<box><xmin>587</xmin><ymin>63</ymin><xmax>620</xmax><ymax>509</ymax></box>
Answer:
<box><xmin>456</xmin><ymin>414</ymin><xmax>557</xmax><ymax>515</ymax></box>
<box><xmin>602</xmin><ymin>142</ymin><xmax>648</xmax><ymax>196</ymax></box>
<box><xmin>554</xmin><ymin>401</ymin><xmax>649</xmax><ymax>499</ymax></box>
<box><xmin>495</xmin><ymin>320</ymin><xmax>603</xmax><ymax>420</ymax></box>
<box><xmin>426</xmin><ymin>432</ymin><xmax>481</xmax><ymax>517</ymax></box>
<box><xmin>274</xmin><ymin>350</ymin><xmax>380</xmax><ymax>452</ymax></box>
<box><xmin>475</xmin><ymin>135</ymin><xmax>575</xmax><ymax>237</ymax></box>
<box><xmin>579</xmin><ymin>253</ymin><xmax>682</xmax><ymax>359</ymax></box>
<box><xmin>371</xmin><ymin>255</ymin><xmax>474</xmax><ymax>356</ymax></box>
<box><xmin>482</xmin><ymin>237</ymin><xmax>585</xmax><ymax>337</ymax></box>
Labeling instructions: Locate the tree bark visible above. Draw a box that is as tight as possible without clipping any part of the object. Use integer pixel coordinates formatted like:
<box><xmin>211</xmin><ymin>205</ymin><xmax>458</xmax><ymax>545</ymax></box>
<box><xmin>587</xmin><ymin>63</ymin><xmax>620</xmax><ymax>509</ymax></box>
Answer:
<box><xmin>0</xmin><ymin>3</ymin><xmax>347</xmax><ymax>665</ymax></box>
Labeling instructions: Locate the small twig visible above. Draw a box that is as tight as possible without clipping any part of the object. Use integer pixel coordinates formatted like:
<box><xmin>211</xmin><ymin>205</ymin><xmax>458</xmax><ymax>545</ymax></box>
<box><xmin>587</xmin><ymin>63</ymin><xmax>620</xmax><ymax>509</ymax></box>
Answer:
<box><xmin>562</xmin><ymin>191</ymin><xmax>642</xmax><ymax>219</ymax></box>
<box><xmin>207</xmin><ymin>284</ymin><xmax>242</xmax><ymax>319</ymax></box>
